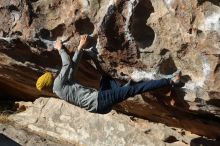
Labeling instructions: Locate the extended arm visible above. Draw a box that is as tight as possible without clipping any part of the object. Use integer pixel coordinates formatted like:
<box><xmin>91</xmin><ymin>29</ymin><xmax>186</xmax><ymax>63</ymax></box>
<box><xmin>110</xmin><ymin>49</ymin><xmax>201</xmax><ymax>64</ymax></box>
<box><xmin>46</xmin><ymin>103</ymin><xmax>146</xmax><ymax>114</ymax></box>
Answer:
<box><xmin>69</xmin><ymin>35</ymin><xmax>88</xmax><ymax>80</ymax></box>
<box><xmin>57</xmin><ymin>48</ymin><xmax>72</xmax><ymax>85</ymax></box>
<box><xmin>54</xmin><ymin>35</ymin><xmax>88</xmax><ymax>83</ymax></box>
<box><xmin>68</xmin><ymin>49</ymin><xmax>83</xmax><ymax>80</ymax></box>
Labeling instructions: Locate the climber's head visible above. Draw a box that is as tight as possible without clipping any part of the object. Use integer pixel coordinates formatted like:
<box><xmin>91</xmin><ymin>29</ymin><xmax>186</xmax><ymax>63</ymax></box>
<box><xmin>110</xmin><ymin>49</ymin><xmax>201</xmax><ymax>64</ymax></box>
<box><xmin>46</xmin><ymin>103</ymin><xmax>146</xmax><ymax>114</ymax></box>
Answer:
<box><xmin>36</xmin><ymin>72</ymin><xmax>54</xmax><ymax>92</ymax></box>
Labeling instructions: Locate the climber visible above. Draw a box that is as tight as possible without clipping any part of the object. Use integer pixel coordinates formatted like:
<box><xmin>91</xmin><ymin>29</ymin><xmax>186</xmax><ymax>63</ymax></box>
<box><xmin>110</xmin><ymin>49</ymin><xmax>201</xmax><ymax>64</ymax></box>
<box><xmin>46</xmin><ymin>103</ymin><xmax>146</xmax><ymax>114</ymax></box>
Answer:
<box><xmin>36</xmin><ymin>35</ymin><xmax>181</xmax><ymax>114</ymax></box>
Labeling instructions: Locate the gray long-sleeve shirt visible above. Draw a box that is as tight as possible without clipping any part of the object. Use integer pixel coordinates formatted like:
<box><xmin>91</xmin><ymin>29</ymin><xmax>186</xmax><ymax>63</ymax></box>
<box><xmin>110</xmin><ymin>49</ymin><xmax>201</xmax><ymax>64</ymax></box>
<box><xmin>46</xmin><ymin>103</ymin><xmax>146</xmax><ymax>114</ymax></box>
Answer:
<box><xmin>53</xmin><ymin>49</ymin><xmax>99</xmax><ymax>112</ymax></box>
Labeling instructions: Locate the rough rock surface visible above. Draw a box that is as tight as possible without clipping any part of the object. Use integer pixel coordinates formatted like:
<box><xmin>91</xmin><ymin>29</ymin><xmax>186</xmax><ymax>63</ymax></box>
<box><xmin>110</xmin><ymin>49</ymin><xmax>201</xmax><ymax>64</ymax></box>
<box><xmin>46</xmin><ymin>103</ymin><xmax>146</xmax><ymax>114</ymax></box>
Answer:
<box><xmin>9</xmin><ymin>97</ymin><xmax>220</xmax><ymax>146</ymax></box>
<box><xmin>0</xmin><ymin>123</ymin><xmax>74</xmax><ymax>146</ymax></box>
<box><xmin>0</xmin><ymin>0</ymin><xmax>220</xmax><ymax>139</ymax></box>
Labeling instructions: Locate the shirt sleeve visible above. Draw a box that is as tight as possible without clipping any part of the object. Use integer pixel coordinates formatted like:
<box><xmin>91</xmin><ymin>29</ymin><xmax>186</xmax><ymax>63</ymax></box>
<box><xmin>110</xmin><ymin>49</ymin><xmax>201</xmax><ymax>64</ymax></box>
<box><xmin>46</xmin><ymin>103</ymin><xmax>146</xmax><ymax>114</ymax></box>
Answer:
<box><xmin>69</xmin><ymin>49</ymin><xmax>83</xmax><ymax>80</ymax></box>
<box><xmin>56</xmin><ymin>49</ymin><xmax>72</xmax><ymax>86</ymax></box>
<box><xmin>53</xmin><ymin>48</ymin><xmax>84</xmax><ymax>93</ymax></box>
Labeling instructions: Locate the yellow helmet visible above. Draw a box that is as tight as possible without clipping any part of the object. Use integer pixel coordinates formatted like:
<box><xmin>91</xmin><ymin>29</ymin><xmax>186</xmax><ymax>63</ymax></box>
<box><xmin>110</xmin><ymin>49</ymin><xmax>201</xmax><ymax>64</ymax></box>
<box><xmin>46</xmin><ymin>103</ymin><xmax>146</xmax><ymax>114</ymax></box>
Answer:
<box><xmin>36</xmin><ymin>72</ymin><xmax>53</xmax><ymax>91</ymax></box>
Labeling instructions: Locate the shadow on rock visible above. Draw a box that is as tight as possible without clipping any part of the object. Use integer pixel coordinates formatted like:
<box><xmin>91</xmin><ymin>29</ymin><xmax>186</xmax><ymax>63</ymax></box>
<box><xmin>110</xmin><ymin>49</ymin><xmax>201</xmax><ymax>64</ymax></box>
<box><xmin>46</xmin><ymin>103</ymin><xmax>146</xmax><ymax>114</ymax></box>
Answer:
<box><xmin>190</xmin><ymin>137</ymin><xmax>220</xmax><ymax>146</ymax></box>
<box><xmin>0</xmin><ymin>134</ymin><xmax>20</xmax><ymax>146</ymax></box>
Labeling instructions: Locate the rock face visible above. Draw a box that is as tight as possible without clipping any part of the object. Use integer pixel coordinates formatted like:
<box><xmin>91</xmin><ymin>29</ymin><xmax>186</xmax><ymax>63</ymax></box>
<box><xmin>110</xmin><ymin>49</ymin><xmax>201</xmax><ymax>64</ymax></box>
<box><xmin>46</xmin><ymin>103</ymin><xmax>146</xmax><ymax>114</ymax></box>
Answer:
<box><xmin>0</xmin><ymin>0</ymin><xmax>220</xmax><ymax>139</ymax></box>
<box><xmin>10</xmin><ymin>97</ymin><xmax>220</xmax><ymax>146</ymax></box>
<box><xmin>0</xmin><ymin>123</ymin><xmax>74</xmax><ymax>146</ymax></box>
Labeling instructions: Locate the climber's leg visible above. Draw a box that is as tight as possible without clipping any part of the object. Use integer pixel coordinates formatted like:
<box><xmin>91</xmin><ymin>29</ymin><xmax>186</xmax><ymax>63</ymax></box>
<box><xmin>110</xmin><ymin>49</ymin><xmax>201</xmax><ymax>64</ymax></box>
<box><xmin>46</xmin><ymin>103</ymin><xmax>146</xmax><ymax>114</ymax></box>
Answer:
<box><xmin>99</xmin><ymin>75</ymin><xmax>122</xmax><ymax>91</ymax></box>
<box><xmin>97</xmin><ymin>78</ymin><xmax>171</xmax><ymax>114</ymax></box>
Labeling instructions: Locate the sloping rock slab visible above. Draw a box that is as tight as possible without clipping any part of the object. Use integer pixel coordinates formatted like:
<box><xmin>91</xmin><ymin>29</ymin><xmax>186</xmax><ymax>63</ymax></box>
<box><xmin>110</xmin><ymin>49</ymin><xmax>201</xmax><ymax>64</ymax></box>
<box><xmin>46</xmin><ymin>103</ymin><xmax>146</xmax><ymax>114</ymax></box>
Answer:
<box><xmin>0</xmin><ymin>123</ymin><xmax>73</xmax><ymax>146</ymax></box>
<box><xmin>9</xmin><ymin>97</ymin><xmax>220</xmax><ymax>146</ymax></box>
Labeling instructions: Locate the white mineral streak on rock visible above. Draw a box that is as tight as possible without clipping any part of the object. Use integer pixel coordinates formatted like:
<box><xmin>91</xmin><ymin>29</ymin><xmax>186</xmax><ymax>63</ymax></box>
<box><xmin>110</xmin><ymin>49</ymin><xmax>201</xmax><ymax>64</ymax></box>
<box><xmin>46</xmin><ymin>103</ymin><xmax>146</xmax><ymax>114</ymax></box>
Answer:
<box><xmin>45</xmin><ymin>68</ymin><xmax>58</xmax><ymax>73</ymax></box>
<box><xmin>28</xmin><ymin>125</ymin><xmax>64</xmax><ymax>141</ymax></box>
<box><xmin>0</xmin><ymin>36</ymin><xmax>17</xmax><ymax>43</ymax></box>
<box><xmin>201</xmin><ymin>55</ymin><xmax>211</xmax><ymax>80</ymax></box>
<box><xmin>11</xmin><ymin>11</ymin><xmax>21</xmax><ymax>27</ymax></box>
<box><xmin>184</xmin><ymin>82</ymin><xmax>197</xmax><ymax>91</ymax></box>
<box><xmin>35</xmin><ymin>37</ymin><xmax>55</xmax><ymax>50</ymax></box>
<box><xmin>184</xmin><ymin>55</ymin><xmax>211</xmax><ymax>91</ymax></box>
<box><xmin>35</xmin><ymin>34</ymin><xmax>72</xmax><ymax>50</ymax></box>
<box><xmin>131</xmin><ymin>70</ymin><xmax>156</xmax><ymax>82</ymax></box>
<box><xmin>80</xmin><ymin>0</ymin><xmax>90</xmax><ymax>7</ymax></box>
<box><xmin>199</xmin><ymin>10</ymin><xmax>220</xmax><ymax>34</ymax></box>
<box><xmin>164</xmin><ymin>0</ymin><xmax>174</xmax><ymax>6</ymax></box>
<box><xmin>95</xmin><ymin>0</ymin><xmax>115</xmax><ymax>28</ymax></box>
<box><xmin>132</xmin><ymin>55</ymin><xmax>211</xmax><ymax>92</ymax></box>
<box><xmin>124</xmin><ymin>0</ymin><xmax>137</xmax><ymax>41</ymax></box>
<box><xmin>163</xmin><ymin>0</ymin><xmax>175</xmax><ymax>13</ymax></box>
<box><xmin>78</xmin><ymin>0</ymin><xmax>90</xmax><ymax>13</ymax></box>
<box><xmin>93</xmin><ymin>0</ymin><xmax>117</xmax><ymax>54</ymax></box>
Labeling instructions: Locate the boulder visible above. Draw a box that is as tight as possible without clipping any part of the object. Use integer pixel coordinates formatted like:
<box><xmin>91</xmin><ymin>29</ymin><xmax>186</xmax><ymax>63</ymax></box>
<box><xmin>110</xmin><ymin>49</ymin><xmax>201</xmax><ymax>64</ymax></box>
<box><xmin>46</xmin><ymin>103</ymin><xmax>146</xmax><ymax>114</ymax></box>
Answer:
<box><xmin>0</xmin><ymin>0</ymin><xmax>220</xmax><ymax>138</ymax></box>
<box><xmin>0</xmin><ymin>123</ymin><xmax>73</xmax><ymax>146</ymax></box>
<box><xmin>10</xmin><ymin>97</ymin><xmax>220</xmax><ymax>146</ymax></box>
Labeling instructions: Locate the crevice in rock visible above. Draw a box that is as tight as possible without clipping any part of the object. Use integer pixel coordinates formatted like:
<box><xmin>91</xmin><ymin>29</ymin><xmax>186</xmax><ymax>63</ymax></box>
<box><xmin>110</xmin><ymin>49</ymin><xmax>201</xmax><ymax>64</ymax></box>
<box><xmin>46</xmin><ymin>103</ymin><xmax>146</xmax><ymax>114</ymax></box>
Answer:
<box><xmin>51</xmin><ymin>24</ymin><xmax>66</xmax><ymax>40</ymax></box>
<box><xmin>39</xmin><ymin>28</ymin><xmax>51</xmax><ymax>40</ymax></box>
<box><xmin>197</xmin><ymin>0</ymin><xmax>220</xmax><ymax>6</ymax></box>
<box><xmin>177</xmin><ymin>44</ymin><xmax>189</xmax><ymax>59</ymax></box>
<box><xmin>28</xmin><ymin>39</ymin><xmax>48</xmax><ymax>49</ymax></box>
<box><xmin>30</xmin><ymin>0</ymin><xmax>39</xmax><ymax>2</ymax></box>
<box><xmin>130</xmin><ymin>0</ymin><xmax>155</xmax><ymax>48</ymax></box>
<box><xmin>37</xmin><ymin>24</ymin><xmax>66</xmax><ymax>41</ymax></box>
<box><xmin>158</xmin><ymin>57</ymin><xmax>177</xmax><ymax>75</ymax></box>
<box><xmin>214</xmin><ymin>64</ymin><xmax>220</xmax><ymax>73</ymax></box>
<box><xmin>7</xmin><ymin>5</ymin><xmax>19</xmax><ymax>12</ymax></box>
<box><xmin>116</xmin><ymin>97</ymin><xmax>220</xmax><ymax>138</ymax></box>
<box><xmin>11</xmin><ymin>31</ymin><xmax>22</xmax><ymax>37</ymax></box>
<box><xmin>26</xmin><ymin>0</ymin><xmax>38</xmax><ymax>26</ymax></box>
<box><xmin>164</xmin><ymin>136</ymin><xmax>179</xmax><ymax>143</ymax></box>
<box><xmin>75</xmin><ymin>17</ymin><xmax>94</xmax><ymax>35</ymax></box>
<box><xmin>144</xmin><ymin>129</ymin><xmax>151</xmax><ymax>134</ymax></box>
<box><xmin>74</xmin><ymin>9</ymin><xmax>79</xmax><ymax>15</ymax></box>
<box><xmin>100</xmin><ymin>5</ymin><xmax>125</xmax><ymax>51</ymax></box>
<box><xmin>207</xmin><ymin>99</ymin><xmax>220</xmax><ymax>108</ymax></box>
<box><xmin>160</xmin><ymin>48</ymin><xmax>170</xmax><ymax>56</ymax></box>
<box><xmin>190</xmin><ymin>137</ymin><xmax>220</xmax><ymax>146</ymax></box>
<box><xmin>105</xmin><ymin>14</ymin><xmax>124</xmax><ymax>51</ymax></box>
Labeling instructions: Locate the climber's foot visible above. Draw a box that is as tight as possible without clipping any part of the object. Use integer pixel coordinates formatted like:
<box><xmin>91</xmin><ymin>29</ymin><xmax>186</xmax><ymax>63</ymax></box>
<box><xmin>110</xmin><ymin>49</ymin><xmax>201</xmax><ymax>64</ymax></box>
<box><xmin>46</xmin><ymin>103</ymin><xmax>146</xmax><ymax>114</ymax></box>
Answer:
<box><xmin>170</xmin><ymin>70</ymin><xmax>181</xmax><ymax>86</ymax></box>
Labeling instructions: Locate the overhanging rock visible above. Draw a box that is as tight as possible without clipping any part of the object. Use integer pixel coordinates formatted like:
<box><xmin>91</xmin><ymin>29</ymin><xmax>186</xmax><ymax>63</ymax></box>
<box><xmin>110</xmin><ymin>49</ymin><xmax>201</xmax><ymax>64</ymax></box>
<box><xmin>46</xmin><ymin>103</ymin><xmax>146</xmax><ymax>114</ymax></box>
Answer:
<box><xmin>0</xmin><ymin>0</ymin><xmax>220</xmax><ymax>139</ymax></box>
